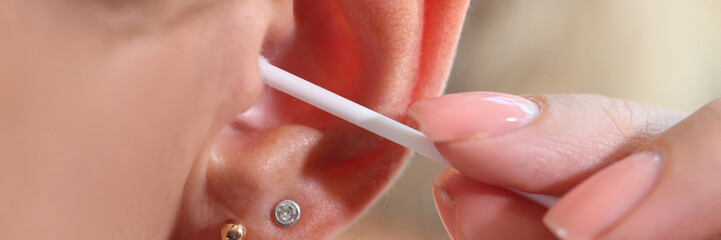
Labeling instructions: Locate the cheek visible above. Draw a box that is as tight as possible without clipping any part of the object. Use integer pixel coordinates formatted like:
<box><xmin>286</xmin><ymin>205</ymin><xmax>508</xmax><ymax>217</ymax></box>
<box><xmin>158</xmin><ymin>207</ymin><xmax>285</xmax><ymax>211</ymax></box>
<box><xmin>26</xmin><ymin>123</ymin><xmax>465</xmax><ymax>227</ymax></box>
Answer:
<box><xmin>0</xmin><ymin>0</ymin><xmax>273</xmax><ymax>237</ymax></box>
<box><xmin>202</xmin><ymin>6</ymin><xmax>267</xmax><ymax>116</ymax></box>
<box><xmin>91</xmin><ymin>9</ymin><xmax>271</xmax><ymax>239</ymax></box>
<box><xmin>112</xmin><ymin>0</ymin><xmax>272</xmax><ymax>204</ymax></box>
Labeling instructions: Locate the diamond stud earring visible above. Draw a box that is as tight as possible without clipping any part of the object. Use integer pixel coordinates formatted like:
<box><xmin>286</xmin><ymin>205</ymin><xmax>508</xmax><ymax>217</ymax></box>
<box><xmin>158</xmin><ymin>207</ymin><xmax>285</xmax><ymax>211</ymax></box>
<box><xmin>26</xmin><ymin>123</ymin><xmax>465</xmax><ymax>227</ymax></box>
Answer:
<box><xmin>221</xmin><ymin>224</ymin><xmax>247</xmax><ymax>240</ymax></box>
<box><xmin>274</xmin><ymin>199</ymin><xmax>301</xmax><ymax>227</ymax></box>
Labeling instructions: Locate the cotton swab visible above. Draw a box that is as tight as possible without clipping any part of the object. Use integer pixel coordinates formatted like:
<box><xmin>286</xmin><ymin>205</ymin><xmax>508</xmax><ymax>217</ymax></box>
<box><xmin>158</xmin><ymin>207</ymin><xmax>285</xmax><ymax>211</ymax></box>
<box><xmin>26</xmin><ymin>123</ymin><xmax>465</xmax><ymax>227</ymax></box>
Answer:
<box><xmin>258</xmin><ymin>58</ymin><xmax>558</xmax><ymax>207</ymax></box>
<box><xmin>258</xmin><ymin>59</ymin><xmax>448</xmax><ymax>165</ymax></box>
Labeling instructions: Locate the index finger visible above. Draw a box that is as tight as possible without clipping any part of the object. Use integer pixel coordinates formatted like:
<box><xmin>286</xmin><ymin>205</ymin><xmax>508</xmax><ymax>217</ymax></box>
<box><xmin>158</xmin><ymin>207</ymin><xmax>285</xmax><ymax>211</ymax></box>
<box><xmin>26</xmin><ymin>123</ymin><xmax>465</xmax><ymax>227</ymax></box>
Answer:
<box><xmin>410</xmin><ymin>92</ymin><xmax>684</xmax><ymax>194</ymax></box>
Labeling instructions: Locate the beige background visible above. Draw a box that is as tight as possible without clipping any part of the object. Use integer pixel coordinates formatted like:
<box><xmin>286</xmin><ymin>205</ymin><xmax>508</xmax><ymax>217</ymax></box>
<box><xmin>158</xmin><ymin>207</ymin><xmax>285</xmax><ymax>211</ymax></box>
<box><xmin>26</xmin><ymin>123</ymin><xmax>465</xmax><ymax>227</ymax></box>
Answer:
<box><xmin>335</xmin><ymin>1</ymin><xmax>721</xmax><ymax>239</ymax></box>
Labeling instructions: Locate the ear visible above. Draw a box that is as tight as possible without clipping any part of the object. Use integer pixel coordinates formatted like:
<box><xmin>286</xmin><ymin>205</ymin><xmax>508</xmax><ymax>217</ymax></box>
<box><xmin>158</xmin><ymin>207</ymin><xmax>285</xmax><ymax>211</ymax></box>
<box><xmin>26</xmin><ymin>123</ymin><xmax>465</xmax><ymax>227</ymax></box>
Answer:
<box><xmin>174</xmin><ymin>0</ymin><xmax>469</xmax><ymax>239</ymax></box>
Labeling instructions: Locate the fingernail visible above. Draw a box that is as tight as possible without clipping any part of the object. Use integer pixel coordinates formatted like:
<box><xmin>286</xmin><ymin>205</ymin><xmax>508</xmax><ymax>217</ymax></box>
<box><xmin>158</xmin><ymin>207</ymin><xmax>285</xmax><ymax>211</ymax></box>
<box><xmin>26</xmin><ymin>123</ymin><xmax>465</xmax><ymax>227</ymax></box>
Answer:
<box><xmin>409</xmin><ymin>92</ymin><xmax>539</xmax><ymax>142</ymax></box>
<box><xmin>433</xmin><ymin>186</ymin><xmax>457</xmax><ymax>240</ymax></box>
<box><xmin>543</xmin><ymin>152</ymin><xmax>661</xmax><ymax>240</ymax></box>
<box><xmin>433</xmin><ymin>170</ymin><xmax>459</xmax><ymax>240</ymax></box>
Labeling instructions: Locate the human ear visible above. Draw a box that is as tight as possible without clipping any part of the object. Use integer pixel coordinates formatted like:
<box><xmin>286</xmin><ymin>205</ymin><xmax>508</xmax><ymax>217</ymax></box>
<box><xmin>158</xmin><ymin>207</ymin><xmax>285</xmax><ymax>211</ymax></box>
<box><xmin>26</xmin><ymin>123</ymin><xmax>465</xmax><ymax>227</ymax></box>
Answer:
<box><xmin>174</xmin><ymin>0</ymin><xmax>469</xmax><ymax>239</ymax></box>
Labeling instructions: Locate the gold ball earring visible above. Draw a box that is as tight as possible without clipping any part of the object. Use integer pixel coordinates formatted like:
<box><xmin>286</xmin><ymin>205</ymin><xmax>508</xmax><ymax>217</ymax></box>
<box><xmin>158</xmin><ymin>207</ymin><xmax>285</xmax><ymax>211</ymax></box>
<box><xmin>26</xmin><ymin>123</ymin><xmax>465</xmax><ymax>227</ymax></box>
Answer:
<box><xmin>221</xmin><ymin>224</ymin><xmax>247</xmax><ymax>240</ymax></box>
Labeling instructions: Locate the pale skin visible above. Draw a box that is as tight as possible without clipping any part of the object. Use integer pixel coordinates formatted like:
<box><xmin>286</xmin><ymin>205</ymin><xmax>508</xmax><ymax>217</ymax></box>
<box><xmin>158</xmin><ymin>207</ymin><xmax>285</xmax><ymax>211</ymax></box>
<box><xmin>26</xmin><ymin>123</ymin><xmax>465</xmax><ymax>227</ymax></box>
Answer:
<box><xmin>0</xmin><ymin>0</ymin><xmax>469</xmax><ymax>239</ymax></box>
<box><xmin>1</xmin><ymin>1</ymin><xmax>719</xmax><ymax>240</ymax></box>
<box><xmin>410</xmin><ymin>93</ymin><xmax>721</xmax><ymax>240</ymax></box>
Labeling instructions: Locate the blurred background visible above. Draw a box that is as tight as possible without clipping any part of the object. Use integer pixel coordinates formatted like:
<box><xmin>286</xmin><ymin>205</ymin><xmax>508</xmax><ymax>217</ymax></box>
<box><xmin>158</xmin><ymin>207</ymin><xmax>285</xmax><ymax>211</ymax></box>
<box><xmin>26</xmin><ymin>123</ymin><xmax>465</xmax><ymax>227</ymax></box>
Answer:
<box><xmin>334</xmin><ymin>1</ymin><xmax>721</xmax><ymax>239</ymax></box>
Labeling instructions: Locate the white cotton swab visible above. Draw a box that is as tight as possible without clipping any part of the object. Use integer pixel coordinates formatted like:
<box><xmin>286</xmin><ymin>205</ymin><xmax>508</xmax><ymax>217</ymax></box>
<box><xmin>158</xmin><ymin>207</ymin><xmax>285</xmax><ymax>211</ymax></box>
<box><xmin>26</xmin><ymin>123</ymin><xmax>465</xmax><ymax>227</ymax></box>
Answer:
<box><xmin>258</xmin><ymin>58</ymin><xmax>558</xmax><ymax>207</ymax></box>
<box><xmin>258</xmin><ymin>58</ymin><xmax>449</xmax><ymax>166</ymax></box>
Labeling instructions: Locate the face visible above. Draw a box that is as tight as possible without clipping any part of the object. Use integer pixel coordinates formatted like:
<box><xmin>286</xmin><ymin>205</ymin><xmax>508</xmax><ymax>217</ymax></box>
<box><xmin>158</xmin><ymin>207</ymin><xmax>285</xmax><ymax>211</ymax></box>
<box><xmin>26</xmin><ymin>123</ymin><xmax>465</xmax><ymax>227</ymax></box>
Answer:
<box><xmin>0</xmin><ymin>0</ymin><xmax>468</xmax><ymax>239</ymax></box>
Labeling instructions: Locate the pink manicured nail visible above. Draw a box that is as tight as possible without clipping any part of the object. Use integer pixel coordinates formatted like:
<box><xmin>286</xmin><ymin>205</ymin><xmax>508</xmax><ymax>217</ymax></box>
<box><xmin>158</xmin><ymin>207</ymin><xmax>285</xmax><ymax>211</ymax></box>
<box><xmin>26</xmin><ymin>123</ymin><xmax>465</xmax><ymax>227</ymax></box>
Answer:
<box><xmin>543</xmin><ymin>152</ymin><xmax>661</xmax><ymax>240</ymax></box>
<box><xmin>433</xmin><ymin>186</ymin><xmax>457</xmax><ymax>240</ymax></box>
<box><xmin>433</xmin><ymin>169</ymin><xmax>461</xmax><ymax>240</ymax></box>
<box><xmin>409</xmin><ymin>92</ymin><xmax>539</xmax><ymax>142</ymax></box>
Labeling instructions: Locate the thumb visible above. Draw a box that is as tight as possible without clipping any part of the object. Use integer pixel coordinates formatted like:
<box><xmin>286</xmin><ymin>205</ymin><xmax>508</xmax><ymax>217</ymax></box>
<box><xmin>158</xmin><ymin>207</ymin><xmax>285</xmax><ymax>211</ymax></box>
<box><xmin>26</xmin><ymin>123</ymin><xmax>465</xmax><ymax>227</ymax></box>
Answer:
<box><xmin>543</xmin><ymin>98</ymin><xmax>721</xmax><ymax>240</ymax></box>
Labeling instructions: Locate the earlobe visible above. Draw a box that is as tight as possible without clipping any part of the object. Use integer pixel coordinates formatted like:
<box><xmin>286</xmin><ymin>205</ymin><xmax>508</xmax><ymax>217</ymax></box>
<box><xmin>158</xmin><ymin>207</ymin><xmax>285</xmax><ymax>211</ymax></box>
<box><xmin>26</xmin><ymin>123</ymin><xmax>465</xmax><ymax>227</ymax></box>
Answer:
<box><xmin>175</xmin><ymin>0</ymin><xmax>469</xmax><ymax>239</ymax></box>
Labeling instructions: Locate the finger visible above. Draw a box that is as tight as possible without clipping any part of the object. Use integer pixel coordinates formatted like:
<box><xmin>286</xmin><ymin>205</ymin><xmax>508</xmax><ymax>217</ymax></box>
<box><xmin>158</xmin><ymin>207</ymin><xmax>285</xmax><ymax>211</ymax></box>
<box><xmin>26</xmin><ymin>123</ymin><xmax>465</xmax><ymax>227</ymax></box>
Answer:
<box><xmin>409</xmin><ymin>92</ymin><xmax>685</xmax><ymax>194</ymax></box>
<box><xmin>544</xmin><ymin>98</ymin><xmax>721</xmax><ymax>240</ymax></box>
<box><xmin>433</xmin><ymin>168</ymin><xmax>556</xmax><ymax>240</ymax></box>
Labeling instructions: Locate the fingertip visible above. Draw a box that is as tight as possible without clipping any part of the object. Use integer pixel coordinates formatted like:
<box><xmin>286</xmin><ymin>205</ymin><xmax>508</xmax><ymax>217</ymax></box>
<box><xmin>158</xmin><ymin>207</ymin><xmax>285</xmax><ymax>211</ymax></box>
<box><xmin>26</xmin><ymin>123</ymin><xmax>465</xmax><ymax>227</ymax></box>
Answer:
<box><xmin>543</xmin><ymin>152</ymin><xmax>661</xmax><ymax>240</ymax></box>
<box><xmin>433</xmin><ymin>170</ymin><xmax>555</xmax><ymax>239</ymax></box>
<box><xmin>433</xmin><ymin>168</ymin><xmax>460</xmax><ymax>188</ymax></box>
<box><xmin>433</xmin><ymin>173</ymin><xmax>458</xmax><ymax>240</ymax></box>
<box><xmin>434</xmin><ymin>139</ymin><xmax>551</xmax><ymax>193</ymax></box>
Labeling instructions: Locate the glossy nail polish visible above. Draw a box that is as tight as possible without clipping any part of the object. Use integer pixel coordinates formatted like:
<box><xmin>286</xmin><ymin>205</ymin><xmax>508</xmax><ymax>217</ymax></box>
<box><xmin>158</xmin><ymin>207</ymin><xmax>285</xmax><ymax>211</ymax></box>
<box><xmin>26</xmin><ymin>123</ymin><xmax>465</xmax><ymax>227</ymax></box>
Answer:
<box><xmin>433</xmin><ymin>186</ymin><xmax>457</xmax><ymax>240</ymax></box>
<box><xmin>543</xmin><ymin>152</ymin><xmax>662</xmax><ymax>240</ymax></box>
<box><xmin>409</xmin><ymin>92</ymin><xmax>539</xmax><ymax>142</ymax></box>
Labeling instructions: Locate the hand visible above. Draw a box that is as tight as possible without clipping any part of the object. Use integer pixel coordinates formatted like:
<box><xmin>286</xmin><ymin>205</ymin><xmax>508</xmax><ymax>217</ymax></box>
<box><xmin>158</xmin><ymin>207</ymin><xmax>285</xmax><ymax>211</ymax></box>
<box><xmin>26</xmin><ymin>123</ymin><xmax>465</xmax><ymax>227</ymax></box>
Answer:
<box><xmin>409</xmin><ymin>92</ymin><xmax>721</xmax><ymax>240</ymax></box>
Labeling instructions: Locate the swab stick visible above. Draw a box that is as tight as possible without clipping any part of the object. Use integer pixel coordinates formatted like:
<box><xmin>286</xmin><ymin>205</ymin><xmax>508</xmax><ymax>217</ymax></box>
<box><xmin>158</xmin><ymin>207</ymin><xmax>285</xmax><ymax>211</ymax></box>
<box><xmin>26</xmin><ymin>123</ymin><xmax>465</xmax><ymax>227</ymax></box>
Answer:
<box><xmin>259</xmin><ymin>58</ymin><xmax>557</xmax><ymax>207</ymax></box>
